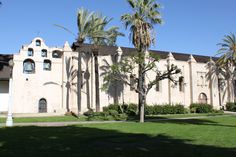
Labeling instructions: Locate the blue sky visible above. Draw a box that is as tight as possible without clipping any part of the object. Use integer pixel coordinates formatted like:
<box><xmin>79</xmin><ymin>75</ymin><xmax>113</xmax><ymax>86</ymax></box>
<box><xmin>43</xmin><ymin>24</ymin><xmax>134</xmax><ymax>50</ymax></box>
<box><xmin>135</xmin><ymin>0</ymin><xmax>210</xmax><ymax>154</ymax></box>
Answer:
<box><xmin>0</xmin><ymin>0</ymin><xmax>235</xmax><ymax>56</ymax></box>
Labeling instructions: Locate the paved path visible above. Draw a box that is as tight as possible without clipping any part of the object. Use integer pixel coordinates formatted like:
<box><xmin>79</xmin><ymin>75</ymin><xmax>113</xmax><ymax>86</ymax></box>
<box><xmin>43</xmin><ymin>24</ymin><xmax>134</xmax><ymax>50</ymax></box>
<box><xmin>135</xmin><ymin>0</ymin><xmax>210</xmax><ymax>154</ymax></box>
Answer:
<box><xmin>0</xmin><ymin>120</ymin><xmax>126</xmax><ymax>127</ymax></box>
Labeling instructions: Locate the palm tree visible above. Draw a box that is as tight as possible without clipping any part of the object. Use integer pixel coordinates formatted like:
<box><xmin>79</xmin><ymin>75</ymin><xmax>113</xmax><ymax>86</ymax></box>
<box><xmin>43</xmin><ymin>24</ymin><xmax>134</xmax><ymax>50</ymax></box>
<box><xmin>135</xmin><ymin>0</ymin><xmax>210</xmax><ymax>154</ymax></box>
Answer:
<box><xmin>217</xmin><ymin>33</ymin><xmax>236</xmax><ymax>103</ymax></box>
<box><xmin>88</xmin><ymin>13</ymin><xmax>124</xmax><ymax>112</ymax></box>
<box><xmin>121</xmin><ymin>0</ymin><xmax>162</xmax><ymax>122</ymax></box>
<box><xmin>217</xmin><ymin>33</ymin><xmax>236</xmax><ymax>66</ymax></box>
<box><xmin>76</xmin><ymin>8</ymin><xmax>123</xmax><ymax>112</ymax></box>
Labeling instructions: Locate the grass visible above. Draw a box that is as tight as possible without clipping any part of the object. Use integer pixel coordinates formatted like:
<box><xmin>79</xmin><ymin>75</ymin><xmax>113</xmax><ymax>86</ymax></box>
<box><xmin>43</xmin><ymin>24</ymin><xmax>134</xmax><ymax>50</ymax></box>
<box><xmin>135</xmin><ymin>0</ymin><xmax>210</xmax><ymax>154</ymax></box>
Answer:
<box><xmin>0</xmin><ymin>115</ymin><xmax>235</xmax><ymax>157</ymax></box>
<box><xmin>0</xmin><ymin>115</ymin><xmax>87</xmax><ymax>123</ymax></box>
<box><xmin>0</xmin><ymin>113</ymin><xmax>228</xmax><ymax>123</ymax></box>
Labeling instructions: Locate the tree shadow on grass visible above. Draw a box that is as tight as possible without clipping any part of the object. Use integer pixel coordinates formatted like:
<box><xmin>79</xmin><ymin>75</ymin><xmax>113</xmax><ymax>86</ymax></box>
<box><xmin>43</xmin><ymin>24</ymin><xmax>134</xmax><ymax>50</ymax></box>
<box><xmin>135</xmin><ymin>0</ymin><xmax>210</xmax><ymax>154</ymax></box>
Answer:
<box><xmin>0</xmin><ymin>126</ymin><xmax>235</xmax><ymax>157</ymax></box>
<box><xmin>129</xmin><ymin>116</ymin><xmax>236</xmax><ymax>128</ymax></box>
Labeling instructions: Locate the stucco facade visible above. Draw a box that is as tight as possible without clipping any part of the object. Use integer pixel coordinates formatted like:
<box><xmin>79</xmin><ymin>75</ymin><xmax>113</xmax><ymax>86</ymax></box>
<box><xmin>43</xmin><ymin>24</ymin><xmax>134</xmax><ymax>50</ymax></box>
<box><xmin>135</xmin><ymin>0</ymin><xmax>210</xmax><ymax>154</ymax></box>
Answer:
<box><xmin>0</xmin><ymin>37</ymin><xmax>235</xmax><ymax>114</ymax></box>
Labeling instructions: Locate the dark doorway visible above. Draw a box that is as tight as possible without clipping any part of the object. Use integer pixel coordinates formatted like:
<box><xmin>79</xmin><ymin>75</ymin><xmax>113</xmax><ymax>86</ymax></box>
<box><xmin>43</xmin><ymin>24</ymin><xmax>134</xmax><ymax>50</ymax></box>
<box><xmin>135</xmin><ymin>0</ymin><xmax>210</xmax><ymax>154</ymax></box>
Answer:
<box><xmin>39</xmin><ymin>98</ymin><xmax>47</xmax><ymax>113</ymax></box>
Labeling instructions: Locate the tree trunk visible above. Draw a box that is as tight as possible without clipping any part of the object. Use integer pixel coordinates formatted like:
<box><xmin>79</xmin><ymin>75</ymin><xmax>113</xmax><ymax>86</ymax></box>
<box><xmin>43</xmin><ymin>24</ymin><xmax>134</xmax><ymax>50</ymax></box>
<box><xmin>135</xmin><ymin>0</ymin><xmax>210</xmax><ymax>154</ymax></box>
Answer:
<box><xmin>138</xmin><ymin>52</ymin><xmax>146</xmax><ymax>123</ymax></box>
<box><xmin>94</xmin><ymin>55</ymin><xmax>100</xmax><ymax>112</ymax></box>
<box><xmin>77</xmin><ymin>52</ymin><xmax>82</xmax><ymax>113</ymax></box>
<box><xmin>85</xmin><ymin>62</ymin><xmax>91</xmax><ymax>109</ymax></box>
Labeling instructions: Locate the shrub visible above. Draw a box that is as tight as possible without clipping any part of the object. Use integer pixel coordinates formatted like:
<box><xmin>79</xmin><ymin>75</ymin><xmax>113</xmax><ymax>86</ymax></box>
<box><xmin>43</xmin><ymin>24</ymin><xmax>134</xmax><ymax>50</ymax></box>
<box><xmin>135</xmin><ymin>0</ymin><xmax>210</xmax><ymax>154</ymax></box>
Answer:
<box><xmin>153</xmin><ymin>105</ymin><xmax>163</xmax><ymax>115</ymax></box>
<box><xmin>226</xmin><ymin>102</ymin><xmax>236</xmax><ymax>112</ymax></box>
<box><xmin>145</xmin><ymin>104</ymin><xmax>185</xmax><ymax>115</ymax></box>
<box><xmin>175</xmin><ymin>104</ymin><xmax>185</xmax><ymax>114</ymax></box>
<box><xmin>190</xmin><ymin>103</ymin><xmax>213</xmax><ymax>113</ymax></box>
<box><xmin>125</xmin><ymin>103</ymin><xmax>138</xmax><ymax>116</ymax></box>
<box><xmin>145</xmin><ymin>105</ymin><xmax>154</xmax><ymax>115</ymax></box>
<box><xmin>83</xmin><ymin>109</ymin><xmax>94</xmax><ymax>116</ymax></box>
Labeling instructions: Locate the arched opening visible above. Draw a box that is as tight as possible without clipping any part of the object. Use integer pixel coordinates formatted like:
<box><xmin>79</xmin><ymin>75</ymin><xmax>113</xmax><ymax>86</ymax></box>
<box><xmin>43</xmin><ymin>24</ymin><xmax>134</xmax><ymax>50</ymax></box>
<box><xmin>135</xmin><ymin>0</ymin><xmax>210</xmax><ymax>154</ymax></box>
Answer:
<box><xmin>23</xmin><ymin>59</ymin><xmax>35</xmax><ymax>74</ymax></box>
<box><xmin>52</xmin><ymin>50</ymin><xmax>62</xmax><ymax>58</ymax></box>
<box><xmin>27</xmin><ymin>48</ymin><xmax>34</xmax><ymax>56</ymax></box>
<box><xmin>36</xmin><ymin>40</ymin><xmax>41</xmax><ymax>46</ymax></box>
<box><xmin>38</xmin><ymin>98</ymin><xmax>47</xmax><ymax>113</ymax></box>
<box><xmin>41</xmin><ymin>49</ymin><xmax>47</xmax><ymax>57</ymax></box>
<box><xmin>179</xmin><ymin>76</ymin><xmax>184</xmax><ymax>92</ymax></box>
<box><xmin>198</xmin><ymin>93</ymin><xmax>207</xmax><ymax>104</ymax></box>
<box><xmin>43</xmin><ymin>59</ymin><xmax>51</xmax><ymax>71</ymax></box>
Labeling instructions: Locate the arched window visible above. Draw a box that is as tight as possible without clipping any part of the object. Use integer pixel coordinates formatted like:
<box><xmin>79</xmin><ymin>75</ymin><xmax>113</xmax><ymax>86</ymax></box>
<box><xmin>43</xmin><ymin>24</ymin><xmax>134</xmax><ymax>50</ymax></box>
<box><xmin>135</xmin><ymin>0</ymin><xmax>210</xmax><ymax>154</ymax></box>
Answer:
<box><xmin>198</xmin><ymin>93</ymin><xmax>207</xmax><ymax>104</ymax></box>
<box><xmin>41</xmin><ymin>49</ymin><xmax>47</xmax><ymax>57</ymax></box>
<box><xmin>28</xmin><ymin>48</ymin><xmax>34</xmax><ymax>56</ymax></box>
<box><xmin>38</xmin><ymin>98</ymin><xmax>47</xmax><ymax>113</ymax></box>
<box><xmin>43</xmin><ymin>60</ymin><xmax>51</xmax><ymax>71</ymax></box>
<box><xmin>52</xmin><ymin>51</ymin><xmax>62</xmax><ymax>58</ymax></box>
<box><xmin>179</xmin><ymin>76</ymin><xmax>184</xmax><ymax>92</ymax></box>
<box><xmin>23</xmin><ymin>59</ymin><xmax>35</xmax><ymax>74</ymax></box>
<box><xmin>36</xmin><ymin>40</ymin><xmax>41</xmax><ymax>46</ymax></box>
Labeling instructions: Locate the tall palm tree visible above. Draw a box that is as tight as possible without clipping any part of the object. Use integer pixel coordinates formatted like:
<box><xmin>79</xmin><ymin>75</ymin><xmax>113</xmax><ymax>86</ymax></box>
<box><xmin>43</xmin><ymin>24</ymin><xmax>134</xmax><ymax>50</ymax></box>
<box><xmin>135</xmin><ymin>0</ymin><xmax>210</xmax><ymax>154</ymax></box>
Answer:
<box><xmin>217</xmin><ymin>33</ymin><xmax>236</xmax><ymax>103</ymax></box>
<box><xmin>217</xmin><ymin>33</ymin><xmax>236</xmax><ymax>66</ymax></box>
<box><xmin>121</xmin><ymin>0</ymin><xmax>162</xmax><ymax>122</ymax></box>
<box><xmin>77</xmin><ymin>8</ymin><xmax>123</xmax><ymax>112</ymax></box>
<box><xmin>88</xmin><ymin>13</ymin><xmax>124</xmax><ymax>112</ymax></box>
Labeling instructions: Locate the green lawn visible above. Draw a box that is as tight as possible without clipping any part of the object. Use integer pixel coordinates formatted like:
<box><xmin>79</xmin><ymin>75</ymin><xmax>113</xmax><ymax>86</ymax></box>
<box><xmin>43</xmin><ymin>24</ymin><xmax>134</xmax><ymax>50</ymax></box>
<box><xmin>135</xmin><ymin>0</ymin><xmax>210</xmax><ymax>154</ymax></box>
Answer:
<box><xmin>0</xmin><ymin>113</ymin><xmax>227</xmax><ymax>123</ymax></box>
<box><xmin>0</xmin><ymin>116</ymin><xmax>235</xmax><ymax>157</ymax></box>
<box><xmin>0</xmin><ymin>115</ymin><xmax>86</xmax><ymax>123</ymax></box>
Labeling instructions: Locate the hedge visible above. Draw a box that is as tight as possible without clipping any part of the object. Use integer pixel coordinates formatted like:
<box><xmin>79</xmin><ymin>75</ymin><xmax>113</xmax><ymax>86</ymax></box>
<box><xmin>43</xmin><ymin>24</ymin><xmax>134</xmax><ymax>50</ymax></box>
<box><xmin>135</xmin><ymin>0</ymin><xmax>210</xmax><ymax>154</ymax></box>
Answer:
<box><xmin>189</xmin><ymin>103</ymin><xmax>213</xmax><ymax>113</ymax></box>
<box><xmin>226</xmin><ymin>102</ymin><xmax>236</xmax><ymax>112</ymax></box>
<box><xmin>145</xmin><ymin>104</ymin><xmax>185</xmax><ymax>115</ymax></box>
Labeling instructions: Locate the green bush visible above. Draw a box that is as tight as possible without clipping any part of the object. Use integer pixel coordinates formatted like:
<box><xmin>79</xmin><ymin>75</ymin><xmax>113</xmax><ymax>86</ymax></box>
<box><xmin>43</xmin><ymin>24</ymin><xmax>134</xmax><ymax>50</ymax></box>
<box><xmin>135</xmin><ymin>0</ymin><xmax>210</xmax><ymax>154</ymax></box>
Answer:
<box><xmin>226</xmin><ymin>102</ymin><xmax>236</xmax><ymax>112</ymax></box>
<box><xmin>190</xmin><ymin>103</ymin><xmax>213</xmax><ymax>113</ymax></box>
<box><xmin>145</xmin><ymin>105</ymin><xmax>153</xmax><ymax>115</ymax></box>
<box><xmin>145</xmin><ymin>104</ymin><xmax>185</xmax><ymax>115</ymax></box>
<box><xmin>153</xmin><ymin>105</ymin><xmax>163</xmax><ymax>115</ymax></box>
<box><xmin>125</xmin><ymin>103</ymin><xmax>138</xmax><ymax>116</ymax></box>
<box><xmin>83</xmin><ymin>109</ymin><xmax>94</xmax><ymax>116</ymax></box>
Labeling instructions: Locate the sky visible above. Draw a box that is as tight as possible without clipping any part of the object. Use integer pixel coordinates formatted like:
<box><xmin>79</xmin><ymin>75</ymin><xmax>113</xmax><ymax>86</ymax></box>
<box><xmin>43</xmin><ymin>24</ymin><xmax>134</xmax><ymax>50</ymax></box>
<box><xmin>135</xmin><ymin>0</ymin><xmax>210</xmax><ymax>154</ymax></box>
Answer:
<box><xmin>0</xmin><ymin>0</ymin><xmax>235</xmax><ymax>56</ymax></box>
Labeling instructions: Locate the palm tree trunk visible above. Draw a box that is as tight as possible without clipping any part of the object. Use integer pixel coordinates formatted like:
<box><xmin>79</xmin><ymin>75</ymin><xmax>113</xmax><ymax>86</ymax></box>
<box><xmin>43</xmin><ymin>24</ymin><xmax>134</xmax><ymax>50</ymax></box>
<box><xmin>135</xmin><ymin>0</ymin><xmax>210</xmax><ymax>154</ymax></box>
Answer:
<box><xmin>85</xmin><ymin>67</ymin><xmax>91</xmax><ymax>109</ymax></box>
<box><xmin>138</xmin><ymin>52</ymin><xmax>145</xmax><ymax>123</ymax></box>
<box><xmin>77</xmin><ymin>52</ymin><xmax>82</xmax><ymax>113</ymax></box>
<box><xmin>92</xmin><ymin>47</ymin><xmax>100</xmax><ymax>112</ymax></box>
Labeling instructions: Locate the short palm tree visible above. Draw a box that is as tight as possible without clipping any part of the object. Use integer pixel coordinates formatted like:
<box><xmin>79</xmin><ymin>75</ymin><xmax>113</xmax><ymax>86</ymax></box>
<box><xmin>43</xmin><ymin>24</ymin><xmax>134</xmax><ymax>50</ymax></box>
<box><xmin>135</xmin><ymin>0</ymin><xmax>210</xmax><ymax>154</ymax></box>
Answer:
<box><xmin>121</xmin><ymin>0</ymin><xmax>162</xmax><ymax>122</ymax></box>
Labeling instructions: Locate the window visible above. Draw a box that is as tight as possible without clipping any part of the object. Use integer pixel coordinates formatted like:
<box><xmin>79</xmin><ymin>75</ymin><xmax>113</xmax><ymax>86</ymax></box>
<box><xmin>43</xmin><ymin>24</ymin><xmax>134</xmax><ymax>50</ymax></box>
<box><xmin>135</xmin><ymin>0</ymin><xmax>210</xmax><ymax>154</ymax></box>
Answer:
<box><xmin>41</xmin><ymin>49</ymin><xmax>47</xmax><ymax>57</ymax></box>
<box><xmin>36</xmin><ymin>40</ymin><xmax>41</xmax><ymax>46</ymax></box>
<box><xmin>179</xmin><ymin>76</ymin><xmax>184</xmax><ymax>92</ymax></box>
<box><xmin>156</xmin><ymin>76</ymin><xmax>161</xmax><ymax>92</ymax></box>
<box><xmin>52</xmin><ymin>51</ymin><xmax>62</xmax><ymax>58</ymax></box>
<box><xmin>43</xmin><ymin>60</ymin><xmax>51</xmax><ymax>71</ymax></box>
<box><xmin>39</xmin><ymin>98</ymin><xmax>47</xmax><ymax>113</ymax></box>
<box><xmin>28</xmin><ymin>48</ymin><xmax>34</xmax><ymax>56</ymax></box>
<box><xmin>23</xmin><ymin>59</ymin><xmax>35</xmax><ymax>74</ymax></box>
<box><xmin>198</xmin><ymin>93</ymin><xmax>207</xmax><ymax>104</ymax></box>
<box><xmin>130</xmin><ymin>74</ymin><xmax>136</xmax><ymax>91</ymax></box>
<box><xmin>197</xmin><ymin>72</ymin><xmax>206</xmax><ymax>86</ymax></box>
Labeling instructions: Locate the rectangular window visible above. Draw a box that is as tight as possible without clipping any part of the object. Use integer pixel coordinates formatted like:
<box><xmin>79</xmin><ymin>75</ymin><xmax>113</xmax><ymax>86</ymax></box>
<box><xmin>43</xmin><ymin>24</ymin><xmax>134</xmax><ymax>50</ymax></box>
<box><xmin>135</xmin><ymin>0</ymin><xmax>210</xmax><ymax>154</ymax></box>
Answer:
<box><xmin>130</xmin><ymin>75</ymin><xmax>135</xmax><ymax>91</ymax></box>
<box><xmin>156</xmin><ymin>77</ymin><xmax>161</xmax><ymax>92</ymax></box>
<box><xmin>28</xmin><ymin>50</ymin><xmax>33</xmax><ymax>56</ymax></box>
<box><xmin>179</xmin><ymin>77</ymin><xmax>184</xmax><ymax>92</ymax></box>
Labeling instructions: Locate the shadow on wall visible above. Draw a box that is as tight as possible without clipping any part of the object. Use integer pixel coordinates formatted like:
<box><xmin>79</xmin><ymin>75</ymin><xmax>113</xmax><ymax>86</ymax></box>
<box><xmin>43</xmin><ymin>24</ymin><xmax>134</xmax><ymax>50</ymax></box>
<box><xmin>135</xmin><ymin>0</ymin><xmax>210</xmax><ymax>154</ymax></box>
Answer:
<box><xmin>100</xmin><ymin>54</ymin><xmax>125</xmax><ymax>104</ymax></box>
<box><xmin>0</xmin><ymin>124</ymin><xmax>235</xmax><ymax>157</ymax></box>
